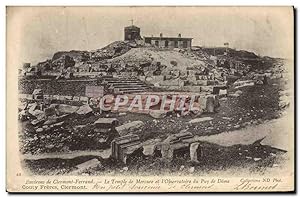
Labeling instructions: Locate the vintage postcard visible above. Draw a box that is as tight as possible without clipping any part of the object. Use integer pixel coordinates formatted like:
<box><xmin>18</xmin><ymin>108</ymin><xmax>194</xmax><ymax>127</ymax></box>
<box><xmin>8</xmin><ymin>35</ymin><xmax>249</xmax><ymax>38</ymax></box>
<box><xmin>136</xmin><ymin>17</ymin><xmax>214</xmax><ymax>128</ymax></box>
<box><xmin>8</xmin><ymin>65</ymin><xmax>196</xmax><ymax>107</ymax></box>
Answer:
<box><xmin>6</xmin><ymin>6</ymin><xmax>294</xmax><ymax>192</ymax></box>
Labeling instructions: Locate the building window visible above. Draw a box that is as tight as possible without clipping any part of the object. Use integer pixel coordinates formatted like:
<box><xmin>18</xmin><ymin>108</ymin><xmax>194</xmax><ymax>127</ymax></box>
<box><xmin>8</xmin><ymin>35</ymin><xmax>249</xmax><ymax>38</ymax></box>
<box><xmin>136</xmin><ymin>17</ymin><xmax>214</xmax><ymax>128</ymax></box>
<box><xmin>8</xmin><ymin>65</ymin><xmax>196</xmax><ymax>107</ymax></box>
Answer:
<box><xmin>165</xmin><ymin>40</ymin><xmax>169</xmax><ymax>47</ymax></box>
<box><xmin>155</xmin><ymin>40</ymin><xmax>159</xmax><ymax>47</ymax></box>
<box><xmin>183</xmin><ymin>41</ymin><xmax>187</xmax><ymax>48</ymax></box>
<box><xmin>174</xmin><ymin>41</ymin><xmax>178</xmax><ymax>48</ymax></box>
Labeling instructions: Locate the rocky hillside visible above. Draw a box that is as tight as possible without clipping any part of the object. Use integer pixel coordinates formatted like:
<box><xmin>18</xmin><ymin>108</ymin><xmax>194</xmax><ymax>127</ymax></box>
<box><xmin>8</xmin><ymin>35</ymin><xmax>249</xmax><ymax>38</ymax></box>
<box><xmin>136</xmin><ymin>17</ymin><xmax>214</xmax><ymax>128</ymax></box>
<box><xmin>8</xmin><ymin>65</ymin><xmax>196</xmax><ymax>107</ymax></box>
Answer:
<box><xmin>108</xmin><ymin>48</ymin><xmax>211</xmax><ymax>73</ymax></box>
<box><xmin>30</xmin><ymin>40</ymin><xmax>274</xmax><ymax>77</ymax></box>
<box><xmin>201</xmin><ymin>47</ymin><xmax>259</xmax><ymax>59</ymax></box>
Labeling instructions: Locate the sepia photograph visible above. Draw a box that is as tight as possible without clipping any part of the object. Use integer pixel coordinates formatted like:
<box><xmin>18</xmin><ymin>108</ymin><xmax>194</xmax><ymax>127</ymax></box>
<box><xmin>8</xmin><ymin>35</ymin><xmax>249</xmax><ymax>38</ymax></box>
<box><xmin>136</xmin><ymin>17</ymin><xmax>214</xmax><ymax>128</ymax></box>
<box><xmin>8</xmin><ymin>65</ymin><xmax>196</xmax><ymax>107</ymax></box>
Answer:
<box><xmin>6</xmin><ymin>6</ymin><xmax>294</xmax><ymax>192</ymax></box>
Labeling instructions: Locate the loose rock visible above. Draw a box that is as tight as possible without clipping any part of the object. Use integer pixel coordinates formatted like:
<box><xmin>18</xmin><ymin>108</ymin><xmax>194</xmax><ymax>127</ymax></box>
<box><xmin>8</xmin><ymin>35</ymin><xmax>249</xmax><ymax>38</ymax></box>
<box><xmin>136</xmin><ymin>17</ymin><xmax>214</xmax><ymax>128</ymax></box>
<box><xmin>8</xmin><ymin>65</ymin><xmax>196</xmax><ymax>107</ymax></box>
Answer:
<box><xmin>189</xmin><ymin>117</ymin><xmax>213</xmax><ymax>124</ymax></box>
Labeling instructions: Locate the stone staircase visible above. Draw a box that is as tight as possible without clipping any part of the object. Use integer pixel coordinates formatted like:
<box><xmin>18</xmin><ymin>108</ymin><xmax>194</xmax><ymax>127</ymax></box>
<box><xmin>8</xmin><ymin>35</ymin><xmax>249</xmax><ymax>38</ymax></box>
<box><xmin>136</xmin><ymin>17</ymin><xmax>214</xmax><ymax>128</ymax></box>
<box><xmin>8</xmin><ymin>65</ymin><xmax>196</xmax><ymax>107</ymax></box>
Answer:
<box><xmin>103</xmin><ymin>76</ymin><xmax>151</xmax><ymax>94</ymax></box>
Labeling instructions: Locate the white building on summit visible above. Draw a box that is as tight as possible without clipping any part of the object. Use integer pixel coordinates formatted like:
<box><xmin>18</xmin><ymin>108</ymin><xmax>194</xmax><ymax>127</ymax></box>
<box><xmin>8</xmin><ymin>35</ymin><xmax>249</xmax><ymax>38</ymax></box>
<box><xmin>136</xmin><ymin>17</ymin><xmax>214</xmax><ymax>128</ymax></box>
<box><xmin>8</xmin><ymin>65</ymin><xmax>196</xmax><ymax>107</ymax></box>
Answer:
<box><xmin>124</xmin><ymin>24</ymin><xmax>192</xmax><ymax>49</ymax></box>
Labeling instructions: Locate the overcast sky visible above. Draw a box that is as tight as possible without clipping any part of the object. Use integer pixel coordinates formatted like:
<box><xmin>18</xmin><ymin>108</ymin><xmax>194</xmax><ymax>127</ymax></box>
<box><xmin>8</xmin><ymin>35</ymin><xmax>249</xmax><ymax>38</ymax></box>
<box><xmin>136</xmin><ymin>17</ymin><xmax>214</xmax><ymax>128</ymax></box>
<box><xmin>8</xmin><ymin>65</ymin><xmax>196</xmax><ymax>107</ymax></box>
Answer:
<box><xmin>7</xmin><ymin>6</ymin><xmax>293</xmax><ymax>66</ymax></box>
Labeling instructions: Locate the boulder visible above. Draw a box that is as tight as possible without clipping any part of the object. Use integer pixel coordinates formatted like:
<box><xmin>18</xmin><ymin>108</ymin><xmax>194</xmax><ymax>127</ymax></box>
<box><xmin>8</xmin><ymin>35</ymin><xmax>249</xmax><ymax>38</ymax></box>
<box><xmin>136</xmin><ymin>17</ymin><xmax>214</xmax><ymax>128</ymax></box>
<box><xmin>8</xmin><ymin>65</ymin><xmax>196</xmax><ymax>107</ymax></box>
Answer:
<box><xmin>219</xmin><ymin>89</ymin><xmax>228</xmax><ymax>96</ymax></box>
<box><xmin>160</xmin><ymin>143</ymin><xmax>173</xmax><ymax>162</ymax></box>
<box><xmin>189</xmin><ymin>117</ymin><xmax>213</xmax><ymax>124</ymax></box>
<box><xmin>36</xmin><ymin>128</ymin><xmax>44</xmax><ymax>133</ymax></box>
<box><xmin>29</xmin><ymin>107</ymin><xmax>46</xmax><ymax>120</ymax></box>
<box><xmin>156</xmin><ymin>132</ymin><xmax>194</xmax><ymax>162</ymax></box>
<box><xmin>235</xmin><ymin>90</ymin><xmax>243</xmax><ymax>95</ymax></box>
<box><xmin>228</xmin><ymin>93</ymin><xmax>240</xmax><ymax>98</ymax></box>
<box><xmin>94</xmin><ymin>118</ymin><xmax>119</xmax><ymax>128</ymax></box>
<box><xmin>52</xmin><ymin>104</ymin><xmax>79</xmax><ymax>114</ymax></box>
<box><xmin>149</xmin><ymin>110</ymin><xmax>167</xmax><ymax>119</ymax></box>
<box><xmin>115</xmin><ymin>121</ymin><xmax>144</xmax><ymax>136</ymax></box>
<box><xmin>18</xmin><ymin>110</ymin><xmax>28</xmax><ymax>121</ymax></box>
<box><xmin>44</xmin><ymin>116</ymin><xmax>59</xmax><ymax>125</ymax></box>
<box><xmin>31</xmin><ymin>119</ymin><xmax>45</xmax><ymax>126</ymax></box>
<box><xmin>70</xmin><ymin>159</ymin><xmax>101</xmax><ymax>175</ymax></box>
<box><xmin>76</xmin><ymin>104</ymin><xmax>93</xmax><ymax>115</ymax></box>
<box><xmin>142</xmin><ymin>138</ymin><xmax>162</xmax><ymax>156</ymax></box>
<box><xmin>190</xmin><ymin>142</ymin><xmax>200</xmax><ymax>163</ymax></box>
<box><xmin>28</xmin><ymin>103</ymin><xmax>38</xmax><ymax>114</ymax></box>
<box><xmin>188</xmin><ymin>167</ymin><xmax>195</xmax><ymax>173</ymax></box>
<box><xmin>50</xmin><ymin>121</ymin><xmax>65</xmax><ymax>129</ymax></box>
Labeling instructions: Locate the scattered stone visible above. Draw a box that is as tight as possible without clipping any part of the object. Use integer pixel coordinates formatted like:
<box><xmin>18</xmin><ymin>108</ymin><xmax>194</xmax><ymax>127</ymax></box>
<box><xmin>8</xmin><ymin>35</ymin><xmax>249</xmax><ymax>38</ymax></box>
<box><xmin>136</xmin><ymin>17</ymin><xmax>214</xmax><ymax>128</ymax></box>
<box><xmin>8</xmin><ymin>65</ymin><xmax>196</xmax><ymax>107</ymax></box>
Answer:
<box><xmin>115</xmin><ymin>121</ymin><xmax>144</xmax><ymax>136</ymax></box>
<box><xmin>270</xmin><ymin>153</ymin><xmax>276</xmax><ymax>157</ymax></box>
<box><xmin>219</xmin><ymin>89</ymin><xmax>227</xmax><ymax>96</ymax></box>
<box><xmin>18</xmin><ymin>110</ymin><xmax>28</xmax><ymax>121</ymax></box>
<box><xmin>28</xmin><ymin>104</ymin><xmax>46</xmax><ymax>120</ymax></box>
<box><xmin>245</xmin><ymin>156</ymin><xmax>252</xmax><ymax>159</ymax></box>
<box><xmin>45</xmin><ymin>144</ymin><xmax>55</xmax><ymax>149</ymax></box>
<box><xmin>222</xmin><ymin>117</ymin><xmax>231</xmax><ymax>120</ymax></box>
<box><xmin>31</xmin><ymin>119</ymin><xmax>45</xmax><ymax>126</ymax></box>
<box><xmin>235</xmin><ymin>90</ymin><xmax>243</xmax><ymax>95</ymax></box>
<box><xmin>149</xmin><ymin>111</ymin><xmax>167</xmax><ymax>119</ymax></box>
<box><xmin>44</xmin><ymin>116</ymin><xmax>59</xmax><ymax>125</ymax></box>
<box><xmin>122</xmin><ymin>167</ymin><xmax>129</xmax><ymax>171</ymax></box>
<box><xmin>76</xmin><ymin>104</ymin><xmax>93</xmax><ymax>115</ymax></box>
<box><xmin>98</xmin><ymin>138</ymin><xmax>106</xmax><ymax>143</ymax></box>
<box><xmin>253</xmin><ymin>158</ymin><xmax>261</xmax><ymax>161</ymax></box>
<box><xmin>234</xmin><ymin>124</ymin><xmax>240</xmax><ymax>128</ymax></box>
<box><xmin>119</xmin><ymin>112</ymin><xmax>127</xmax><ymax>116</ymax></box>
<box><xmin>189</xmin><ymin>117</ymin><xmax>213</xmax><ymax>124</ymax></box>
<box><xmin>94</xmin><ymin>118</ymin><xmax>119</xmax><ymax>128</ymax></box>
<box><xmin>51</xmin><ymin>121</ymin><xmax>65</xmax><ymax>128</ymax></box>
<box><xmin>36</xmin><ymin>128</ymin><xmax>43</xmax><ymax>133</ymax></box>
<box><xmin>188</xmin><ymin>167</ymin><xmax>195</xmax><ymax>173</ymax></box>
<box><xmin>53</xmin><ymin>104</ymin><xmax>79</xmax><ymax>114</ymax></box>
<box><xmin>219</xmin><ymin>97</ymin><xmax>228</xmax><ymax>101</ymax></box>
<box><xmin>179</xmin><ymin>165</ymin><xmax>185</xmax><ymax>171</ymax></box>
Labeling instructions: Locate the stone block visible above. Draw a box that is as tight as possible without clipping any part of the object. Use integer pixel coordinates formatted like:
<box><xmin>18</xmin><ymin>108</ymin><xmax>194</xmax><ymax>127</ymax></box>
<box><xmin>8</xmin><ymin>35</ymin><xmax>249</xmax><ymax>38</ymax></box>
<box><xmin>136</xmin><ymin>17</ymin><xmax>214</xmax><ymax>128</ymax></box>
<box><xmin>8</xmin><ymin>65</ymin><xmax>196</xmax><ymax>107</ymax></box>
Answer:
<box><xmin>111</xmin><ymin>134</ymin><xmax>141</xmax><ymax>164</ymax></box>
<box><xmin>115</xmin><ymin>121</ymin><xmax>144</xmax><ymax>136</ymax></box>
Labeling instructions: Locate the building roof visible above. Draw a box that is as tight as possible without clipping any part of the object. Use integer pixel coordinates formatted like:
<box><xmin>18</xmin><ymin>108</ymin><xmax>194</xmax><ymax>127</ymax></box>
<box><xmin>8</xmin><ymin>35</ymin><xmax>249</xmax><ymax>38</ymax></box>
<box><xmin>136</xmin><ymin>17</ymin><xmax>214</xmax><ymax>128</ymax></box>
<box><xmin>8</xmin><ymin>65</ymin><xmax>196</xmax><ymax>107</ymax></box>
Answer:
<box><xmin>124</xmin><ymin>25</ymin><xmax>140</xmax><ymax>30</ymax></box>
<box><xmin>144</xmin><ymin>36</ymin><xmax>193</xmax><ymax>40</ymax></box>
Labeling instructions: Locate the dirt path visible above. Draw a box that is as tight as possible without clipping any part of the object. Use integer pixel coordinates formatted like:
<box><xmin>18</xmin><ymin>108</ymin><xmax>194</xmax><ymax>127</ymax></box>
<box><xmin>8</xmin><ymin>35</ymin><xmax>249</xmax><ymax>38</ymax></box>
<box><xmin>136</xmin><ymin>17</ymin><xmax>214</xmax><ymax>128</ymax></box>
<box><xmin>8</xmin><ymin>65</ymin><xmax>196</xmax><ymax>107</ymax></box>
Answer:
<box><xmin>22</xmin><ymin>148</ymin><xmax>111</xmax><ymax>160</ymax></box>
<box><xmin>191</xmin><ymin>112</ymin><xmax>292</xmax><ymax>152</ymax></box>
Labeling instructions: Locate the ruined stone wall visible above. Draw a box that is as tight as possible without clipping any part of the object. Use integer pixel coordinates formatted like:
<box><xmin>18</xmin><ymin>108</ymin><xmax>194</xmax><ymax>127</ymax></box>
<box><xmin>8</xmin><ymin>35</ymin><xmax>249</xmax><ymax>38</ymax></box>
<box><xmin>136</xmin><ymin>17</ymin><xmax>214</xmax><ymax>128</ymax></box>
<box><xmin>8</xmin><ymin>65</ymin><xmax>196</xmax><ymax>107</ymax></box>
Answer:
<box><xmin>18</xmin><ymin>78</ymin><xmax>100</xmax><ymax>96</ymax></box>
